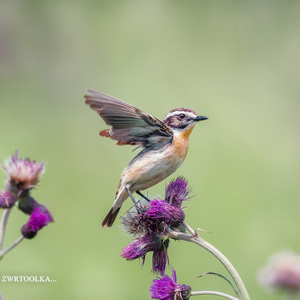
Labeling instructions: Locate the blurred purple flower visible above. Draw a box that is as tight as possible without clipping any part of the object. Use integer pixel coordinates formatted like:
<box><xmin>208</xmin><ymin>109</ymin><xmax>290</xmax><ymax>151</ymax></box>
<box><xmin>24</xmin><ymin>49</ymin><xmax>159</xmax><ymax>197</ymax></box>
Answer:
<box><xmin>2</xmin><ymin>151</ymin><xmax>45</xmax><ymax>195</ymax></box>
<box><xmin>150</xmin><ymin>269</ymin><xmax>191</xmax><ymax>300</ymax></box>
<box><xmin>165</xmin><ymin>177</ymin><xmax>191</xmax><ymax>208</ymax></box>
<box><xmin>0</xmin><ymin>190</ymin><xmax>17</xmax><ymax>209</ymax></box>
<box><xmin>258</xmin><ymin>250</ymin><xmax>300</xmax><ymax>293</ymax></box>
<box><xmin>37</xmin><ymin>203</ymin><xmax>54</xmax><ymax>223</ymax></box>
<box><xmin>21</xmin><ymin>204</ymin><xmax>54</xmax><ymax>239</ymax></box>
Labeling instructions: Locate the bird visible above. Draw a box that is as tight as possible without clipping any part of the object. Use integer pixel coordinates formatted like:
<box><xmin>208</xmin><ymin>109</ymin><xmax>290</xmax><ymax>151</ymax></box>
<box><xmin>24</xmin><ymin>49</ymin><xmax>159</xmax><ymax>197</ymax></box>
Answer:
<box><xmin>84</xmin><ymin>89</ymin><xmax>208</xmax><ymax>227</ymax></box>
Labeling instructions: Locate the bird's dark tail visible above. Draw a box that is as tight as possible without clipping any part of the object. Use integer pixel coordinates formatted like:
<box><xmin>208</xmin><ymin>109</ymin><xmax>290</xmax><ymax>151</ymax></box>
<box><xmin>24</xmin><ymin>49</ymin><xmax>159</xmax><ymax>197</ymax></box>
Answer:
<box><xmin>101</xmin><ymin>207</ymin><xmax>121</xmax><ymax>228</ymax></box>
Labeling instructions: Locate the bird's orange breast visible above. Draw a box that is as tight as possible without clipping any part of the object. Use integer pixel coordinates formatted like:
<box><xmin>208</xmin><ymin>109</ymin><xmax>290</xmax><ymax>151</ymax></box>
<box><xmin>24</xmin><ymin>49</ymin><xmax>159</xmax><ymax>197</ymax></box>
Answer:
<box><xmin>171</xmin><ymin>125</ymin><xmax>195</xmax><ymax>159</ymax></box>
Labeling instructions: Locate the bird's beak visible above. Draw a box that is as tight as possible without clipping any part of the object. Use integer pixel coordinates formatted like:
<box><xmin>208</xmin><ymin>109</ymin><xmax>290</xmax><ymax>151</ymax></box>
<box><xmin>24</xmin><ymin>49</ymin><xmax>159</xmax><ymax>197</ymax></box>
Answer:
<box><xmin>194</xmin><ymin>115</ymin><xmax>208</xmax><ymax>122</ymax></box>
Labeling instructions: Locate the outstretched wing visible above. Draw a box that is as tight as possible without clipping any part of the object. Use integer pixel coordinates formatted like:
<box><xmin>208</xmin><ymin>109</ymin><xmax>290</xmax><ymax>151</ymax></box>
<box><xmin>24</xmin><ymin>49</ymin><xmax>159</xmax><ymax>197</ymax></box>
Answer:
<box><xmin>84</xmin><ymin>89</ymin><xmax>173</xmax><ymax>149</ymax></box>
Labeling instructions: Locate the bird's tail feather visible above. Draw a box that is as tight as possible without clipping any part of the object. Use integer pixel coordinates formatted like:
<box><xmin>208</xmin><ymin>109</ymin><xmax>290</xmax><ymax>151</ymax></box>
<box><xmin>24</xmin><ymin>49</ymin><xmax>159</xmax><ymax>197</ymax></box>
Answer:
<box><xmin>101</xmin><ymin>206</ymin><xmax>121</xmax><ymax>228</ymax></box>
<box><xmin>101</xmin><ymin>183</ymin><xmax>129</xmax><ymax>228</ymax></box>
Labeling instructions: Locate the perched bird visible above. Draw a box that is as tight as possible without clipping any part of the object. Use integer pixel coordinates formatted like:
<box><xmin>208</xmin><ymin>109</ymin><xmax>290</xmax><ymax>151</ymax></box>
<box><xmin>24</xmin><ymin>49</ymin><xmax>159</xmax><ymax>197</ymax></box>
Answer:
<box><xmin>84</xmin><ymin>89</ymin><xmax>208</xmax><ymax>227</ymax></box>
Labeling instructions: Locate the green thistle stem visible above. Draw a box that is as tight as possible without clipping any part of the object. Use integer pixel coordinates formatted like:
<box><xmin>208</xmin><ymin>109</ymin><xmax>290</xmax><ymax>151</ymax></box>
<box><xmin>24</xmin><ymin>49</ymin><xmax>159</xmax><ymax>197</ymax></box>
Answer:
<box><xmin>0</xmin><ymin>208</ymin><xmax>12</xmax><ymax>251</ymax></box>
<box><xmin>167</xmin><ymin>221</ymin><xmax>250</xmax><ymax>300</ymax></box>
<box><xmin>0</xmin><ymin>235</ymin><xmax>24</xmax><ymax>259</ymax></box>
<box><xmin>190</xmin><ymin>290</ymin><xmax>238</xmax><ymax>299</ymax></box>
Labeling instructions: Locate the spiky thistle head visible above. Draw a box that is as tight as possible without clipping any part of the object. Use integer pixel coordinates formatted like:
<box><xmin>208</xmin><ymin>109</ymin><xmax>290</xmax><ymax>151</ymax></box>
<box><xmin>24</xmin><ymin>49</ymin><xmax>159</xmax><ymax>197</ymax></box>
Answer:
<box><xmin>165</xmin><ymin>177</ymin><xmax>191</xmax><ymax>208</ymax></box>
<box><xmin>150</xmin><ymin>269</ymin><xmax>191</xmax><ymax>300</ymax></box>
<box><xmin>2</xmin><ymin>151</ymin><xmax>45</xmax><ymax>196</ymax></box>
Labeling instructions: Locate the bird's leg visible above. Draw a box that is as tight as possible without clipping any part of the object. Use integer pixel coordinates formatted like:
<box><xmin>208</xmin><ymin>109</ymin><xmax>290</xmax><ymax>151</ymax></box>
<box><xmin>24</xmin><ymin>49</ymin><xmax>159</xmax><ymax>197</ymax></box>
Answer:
<box><xmin>125</xmin><ymin>186</ymin><xmax>145</xmax><ymax>215</ymax></box>
<box><xmin>136</xmin><ymin>191</ymin><xmax>150</xmax><ymax>202</ymax></box>
<box><xmin>125</xmin><ymin>186</ymin><xmax>149</xmax><ymax>231</ymax></box>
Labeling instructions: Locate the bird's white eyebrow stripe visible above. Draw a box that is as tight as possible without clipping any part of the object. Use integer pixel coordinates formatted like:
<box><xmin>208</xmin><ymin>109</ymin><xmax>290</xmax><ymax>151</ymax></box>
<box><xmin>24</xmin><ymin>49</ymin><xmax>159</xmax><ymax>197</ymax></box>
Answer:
<box><xmin>164</xmin><ymin>110</ymin><xmax>197</xmax><ymax>119</ymax></box>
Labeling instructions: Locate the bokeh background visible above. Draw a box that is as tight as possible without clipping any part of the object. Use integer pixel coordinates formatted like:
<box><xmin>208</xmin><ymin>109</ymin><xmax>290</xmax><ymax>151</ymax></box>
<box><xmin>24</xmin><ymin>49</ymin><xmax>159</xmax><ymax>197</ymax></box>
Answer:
<box><xmin>0</xmin><ymin>1</ymin><xmax>300</xmax><ymax>299</ymax></box>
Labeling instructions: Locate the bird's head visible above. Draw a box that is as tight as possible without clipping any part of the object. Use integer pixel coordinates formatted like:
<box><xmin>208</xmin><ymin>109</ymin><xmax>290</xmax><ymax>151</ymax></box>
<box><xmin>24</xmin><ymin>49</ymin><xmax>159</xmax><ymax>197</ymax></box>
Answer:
<box><xmin>163</xmin><ymin>108</ymin><xmax>208</xmax><ymax>133</ymax></box>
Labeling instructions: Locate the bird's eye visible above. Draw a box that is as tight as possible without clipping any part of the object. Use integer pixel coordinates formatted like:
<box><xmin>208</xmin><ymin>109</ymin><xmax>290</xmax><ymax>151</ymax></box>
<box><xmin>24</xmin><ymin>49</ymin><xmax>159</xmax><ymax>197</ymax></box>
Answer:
<box><xmin>178</xmin><ymin>113</ymin><xmax>185</xmax><ymax>119</ymax></box>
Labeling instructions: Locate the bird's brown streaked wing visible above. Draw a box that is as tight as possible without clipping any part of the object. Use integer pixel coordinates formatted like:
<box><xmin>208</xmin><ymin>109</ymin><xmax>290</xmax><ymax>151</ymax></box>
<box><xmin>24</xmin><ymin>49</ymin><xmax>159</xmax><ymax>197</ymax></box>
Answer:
<box><xmin>84</xmin><ymin>89</ymin><xmax>173</xmax><ymax>148</ymax></box>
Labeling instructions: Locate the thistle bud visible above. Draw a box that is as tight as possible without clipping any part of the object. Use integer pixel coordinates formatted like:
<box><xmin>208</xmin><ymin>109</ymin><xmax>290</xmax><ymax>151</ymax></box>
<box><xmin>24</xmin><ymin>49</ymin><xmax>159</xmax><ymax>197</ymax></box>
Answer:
<box><xmin>21</xmin><ymin>204</ymin><xmax>54</xmax><ymax>239</ymax></box>
<box><xmin>18</xmin><ymin>196</ymin><xmax>38</xmax><ymax>215</ymax></box>
<box><xmin>0</xmin><ymin>190</ymin><xmax>17</xmax><ymax>209</ymax></box>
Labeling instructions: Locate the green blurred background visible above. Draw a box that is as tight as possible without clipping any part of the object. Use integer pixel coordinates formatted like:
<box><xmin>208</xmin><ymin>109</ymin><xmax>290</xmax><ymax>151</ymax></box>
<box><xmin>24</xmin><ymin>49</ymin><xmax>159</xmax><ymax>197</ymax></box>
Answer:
<box><xmin>0</xmin><ymin>1</ymin><xmax>299</xmax><ymax>299</ymax></box>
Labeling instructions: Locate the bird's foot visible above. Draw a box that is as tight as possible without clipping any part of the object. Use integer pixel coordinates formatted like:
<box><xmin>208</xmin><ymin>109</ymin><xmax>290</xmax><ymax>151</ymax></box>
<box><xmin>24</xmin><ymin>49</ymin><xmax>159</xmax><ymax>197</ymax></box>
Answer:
<box><xmin>125</xmin><ymin>186</ymin><xmax>147</xmax><ymax>216</ymax></box>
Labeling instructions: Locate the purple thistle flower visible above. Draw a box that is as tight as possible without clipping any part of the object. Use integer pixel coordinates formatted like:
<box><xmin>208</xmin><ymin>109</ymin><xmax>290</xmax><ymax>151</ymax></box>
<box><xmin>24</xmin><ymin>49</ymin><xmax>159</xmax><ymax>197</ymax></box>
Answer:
<box><xmin>165</xmin><ymin>177</ymin><xmax>191</xmax><ymax>208</ymax></box>
<box><xmin>121</xmin><ymin>178</ymin><xmax>188</xmax><ymax>235</ymax></box>
<box><xmin>120</xmin><ymin>178</ymin><xmax>193</xmax><ymax>275</ymax></box>
<box><xmin>21</xmin><ymin>204</ymin><xmax>54</xmax><ymax>239</ymax></box>
<box><xmin>145</xmin><ymin>200</ymin><xmax>185</xmax><ymax>231</ymax></box>
<box><xmin>0</xmin><ymin>190</ymin><xmax>17</xmax><ymax>209</ymax></box>
<box><xmin>152</xmin><ymin>239</ymin><xmax>169</xmax><ymax>274</ymax></box>
<box><xmin>121</xmin><ymin>232</ymin><xmax>162</xmax><ymax>262</ymax></box>
<box><xmin>150</xmin><ymin>269</ymin><xmax>191</xmax><ymax>300</ymax></box>
<box><xmin>2</xmin><ymin>151</ymin><xmax>45</xmax><ymax>195</ymax></box>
